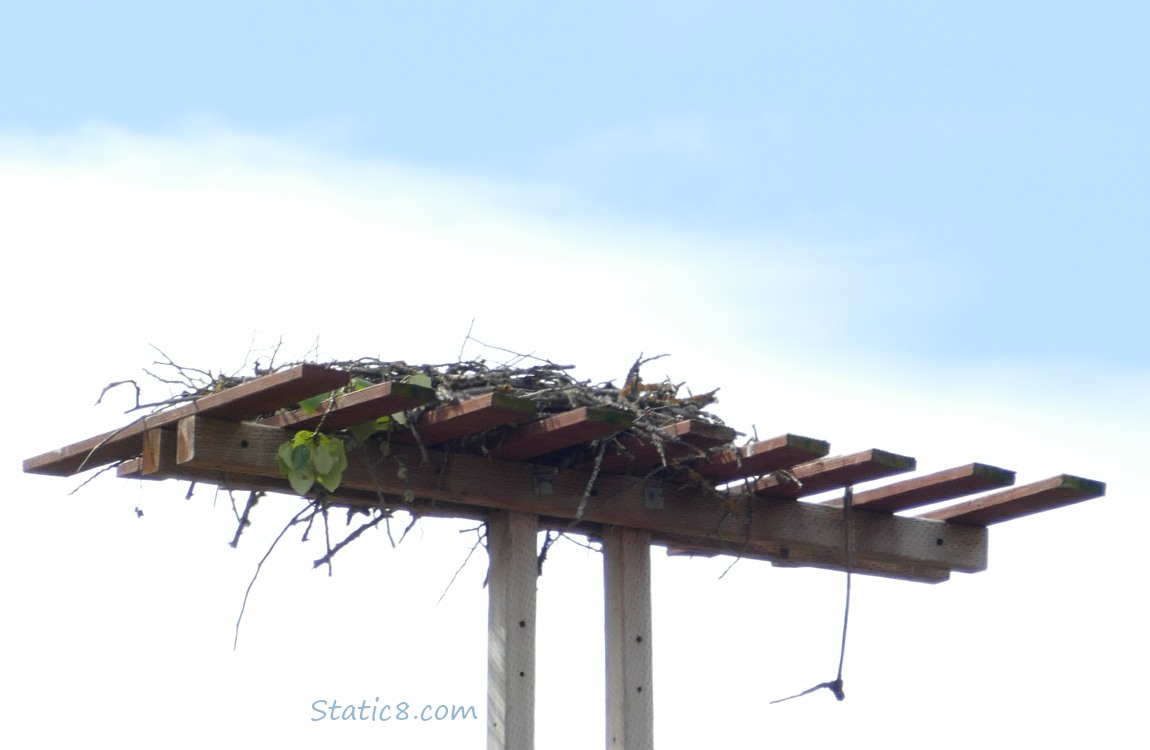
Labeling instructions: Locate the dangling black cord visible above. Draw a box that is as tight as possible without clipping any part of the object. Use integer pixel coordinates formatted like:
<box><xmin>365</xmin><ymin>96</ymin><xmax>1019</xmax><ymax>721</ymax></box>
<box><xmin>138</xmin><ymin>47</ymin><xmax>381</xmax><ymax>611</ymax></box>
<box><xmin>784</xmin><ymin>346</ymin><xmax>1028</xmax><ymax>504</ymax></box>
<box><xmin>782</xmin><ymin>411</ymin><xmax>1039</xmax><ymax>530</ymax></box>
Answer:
<box><xmin>771</xmin><ymin>485</ymin><xmax>853</xmax><ymax>704</ymax></box>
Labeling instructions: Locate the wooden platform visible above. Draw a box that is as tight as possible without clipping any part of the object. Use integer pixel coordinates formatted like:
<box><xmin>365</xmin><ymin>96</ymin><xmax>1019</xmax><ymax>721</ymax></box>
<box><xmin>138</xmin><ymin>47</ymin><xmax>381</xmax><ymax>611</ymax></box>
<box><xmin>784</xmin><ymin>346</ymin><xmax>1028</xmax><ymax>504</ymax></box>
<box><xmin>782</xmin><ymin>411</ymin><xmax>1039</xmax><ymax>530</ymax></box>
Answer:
<box><xmin>24</xmin><ymin>363</ymin><xmax>1106</xmax><ymax>584</ymax></box>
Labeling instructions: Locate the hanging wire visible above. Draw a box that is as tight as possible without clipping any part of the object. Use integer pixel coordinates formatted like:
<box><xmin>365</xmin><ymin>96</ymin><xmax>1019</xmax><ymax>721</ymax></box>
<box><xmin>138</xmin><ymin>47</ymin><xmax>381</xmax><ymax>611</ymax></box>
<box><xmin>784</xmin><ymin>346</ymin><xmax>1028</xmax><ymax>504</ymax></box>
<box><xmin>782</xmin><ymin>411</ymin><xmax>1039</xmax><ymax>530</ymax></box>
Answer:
<box><xmin>770</xmin><ymin>485</ymin><xmax>853</xmax><ymax>704</ymax></box>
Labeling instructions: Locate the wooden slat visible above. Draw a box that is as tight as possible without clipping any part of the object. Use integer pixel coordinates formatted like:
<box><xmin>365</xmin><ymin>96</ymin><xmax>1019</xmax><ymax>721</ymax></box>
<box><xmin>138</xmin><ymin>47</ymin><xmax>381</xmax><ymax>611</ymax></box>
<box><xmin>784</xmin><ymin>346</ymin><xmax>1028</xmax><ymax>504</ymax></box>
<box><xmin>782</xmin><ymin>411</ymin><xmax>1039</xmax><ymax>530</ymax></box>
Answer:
<box><xmin>22</xmin><ymin>364</ymin><xmax>349</xmax><ymax>476</ymax></box>
<box><xmin>259</xmin><ymin>381</ymin><xmax>436</xmax><ymax>431</ymax></box>
<box><xmin>595</xmin><ymin>420</ymin><xmax>737</xmax><ymax>473</ymax></box>
<box><xmin>692</xmin><ymin>434</ymin><xmax>831</xmax><ymax>483</ymax></box>
<box><xmin>492</xmin><ymin>407</ymin><xmax>634</xmax><ymax>461</ymax></box>
<box><xmin>176</xmin><ymin>417</ymin><xmax>988</xmax><ymax>576</ymax></box>
<box><xmin>824</xmin><ymin>463</ymin><xmax>1016</xmax><ymax>513</ymax></box>
<box><xmin>753</xmin><ymin>448</ymin><xmax>916</xmax><ymax>499</ymax></box>
<box><xmin>394</xmin><ymin>391</ymin><xmax>537</xmax><ymax>446</ymax></box>
<box><xmin>919</xmin><ymin>474</ymin><xmax>1106</xmax><ymax>526</ymax></box>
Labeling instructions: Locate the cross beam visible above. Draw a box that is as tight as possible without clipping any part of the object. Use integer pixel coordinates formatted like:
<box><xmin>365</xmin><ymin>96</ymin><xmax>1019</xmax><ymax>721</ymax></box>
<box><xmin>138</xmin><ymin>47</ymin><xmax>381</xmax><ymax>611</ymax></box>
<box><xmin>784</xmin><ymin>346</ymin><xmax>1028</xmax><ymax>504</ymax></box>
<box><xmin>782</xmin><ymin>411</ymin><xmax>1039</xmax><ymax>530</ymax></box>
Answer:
<box><xmin>163</xmin><ymin>416</ymin><xmax>986</xmax><ymax>583</ymax></box>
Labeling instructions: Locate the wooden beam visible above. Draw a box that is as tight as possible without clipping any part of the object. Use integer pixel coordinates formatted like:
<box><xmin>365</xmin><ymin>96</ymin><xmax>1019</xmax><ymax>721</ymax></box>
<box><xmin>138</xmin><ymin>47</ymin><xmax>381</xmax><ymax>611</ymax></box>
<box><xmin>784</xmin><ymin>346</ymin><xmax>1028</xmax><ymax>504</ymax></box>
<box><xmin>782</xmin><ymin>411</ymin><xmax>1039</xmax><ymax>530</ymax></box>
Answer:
<box><xmin>258</xmin><ymin>381</ymin><xmax>436</xmax><ymax>431</ymax></box>
<box><xmin>175</xmin><ymin>417</ymin><xmax>987</xmax><ymax>577</ymax></box>
<box><xmin>918</xmin><ymin>475</ymin><xmax>1106</xmax><ymax>526</ymax></box>
<box><xmin>662</xmin><ymin>537</ymin><xmax>951</xmax><ymax>584</ymax></box>
<box><xmin>595</xmin><ymin>420</ymin><xmax>736</xmax><ymax>473</ymax></box>
<box><xmin>824</xmin><ymin>463</ymin><xmax>1016</xmax><ymax>513</ymax></box>
<box><xmin>119</xmin><ymin>427</ymin><xmax>493</xmax><ymax>520</ymax></box>
<box><xmin>691</xmin><ymin>434</ymin><xmax>831</xmax><ymax>483</ymax></box>
<box><xmin>604</xmin><ymin>527</ymin><xmax>654</xmax><ymax>749</ymax></box>
<box><xmin>396</xmin><ymin>391</ymin><xmax>537</xmax><ymax>446</ymax></box>
<box><xmin>493</xmin><ymin>407</ymin><xmax>634</xmax><ymax>461</ymax></box>
<box><xmin>753</xmin><ymin>449</ymin><xmax>916</xmax><ymax>499</ymax></box>
<box><xmin>487</xmin><ymin>510</ymin><xmax>538</xmax><ymax>750</ymax></box>
<box><xmin>23</xmin><ymin>364</ymin><xmax>349</xmax><ymax>476</ymax></box>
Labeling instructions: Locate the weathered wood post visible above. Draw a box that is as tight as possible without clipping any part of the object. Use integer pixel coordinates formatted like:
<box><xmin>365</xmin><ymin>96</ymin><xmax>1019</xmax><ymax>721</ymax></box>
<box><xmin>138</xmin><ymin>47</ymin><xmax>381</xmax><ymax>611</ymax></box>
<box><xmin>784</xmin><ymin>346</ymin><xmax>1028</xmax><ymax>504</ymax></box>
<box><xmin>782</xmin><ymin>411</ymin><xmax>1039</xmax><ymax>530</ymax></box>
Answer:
<box><xmin>603</xmin><ymin>526</ymin><xmax>654</xmax><ymax>750</ymax></box>
<box><xmin>487</xmin><ymin>510</ymin><xmax>539</xmax><ymax>750</ymax></box>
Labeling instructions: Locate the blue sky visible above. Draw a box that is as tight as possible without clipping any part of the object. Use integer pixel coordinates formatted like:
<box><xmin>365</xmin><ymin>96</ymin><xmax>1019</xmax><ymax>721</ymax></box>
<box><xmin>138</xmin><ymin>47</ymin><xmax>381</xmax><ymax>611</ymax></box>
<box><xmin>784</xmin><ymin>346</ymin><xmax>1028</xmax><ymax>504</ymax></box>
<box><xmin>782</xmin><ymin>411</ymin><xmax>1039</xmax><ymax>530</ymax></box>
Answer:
<box><xmin>3</xmin><ymin>3</ymin><xmax>1147</xmax><ymax>748</ymax></box>
<box><xmin>5</xmin><ymin>1</ymin><xmax>1149</xmax><ymax>370</ymax></box>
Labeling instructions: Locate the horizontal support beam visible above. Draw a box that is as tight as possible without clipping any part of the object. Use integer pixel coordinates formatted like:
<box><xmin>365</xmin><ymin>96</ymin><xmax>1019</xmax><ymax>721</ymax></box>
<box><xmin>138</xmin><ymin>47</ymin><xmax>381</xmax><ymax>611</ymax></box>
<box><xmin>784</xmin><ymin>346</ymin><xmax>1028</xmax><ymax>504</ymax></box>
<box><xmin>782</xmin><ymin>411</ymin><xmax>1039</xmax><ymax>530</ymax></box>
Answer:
<box><xmin>23</xmin><ymin>364</ymin><xmax>349</xmax><ymax>476</ymax></box>
<box><xmin>122</xmin><ymin>427</ymin><xmax>489</xmax><ymax>521</ymax></box>
<box><xmin>918</xmin><ymin>475</ymin><xmax>1106</xmax><ymax>525</ymax></box>
<box><xmin>175</xmin><ymin>417</ymin><xmax>987</xmax><ymax>578</ymax></box>
<box><xmin>663</xmin><ymin>537</ymin><xmax>950</xmax><ymax>583</ymax></box>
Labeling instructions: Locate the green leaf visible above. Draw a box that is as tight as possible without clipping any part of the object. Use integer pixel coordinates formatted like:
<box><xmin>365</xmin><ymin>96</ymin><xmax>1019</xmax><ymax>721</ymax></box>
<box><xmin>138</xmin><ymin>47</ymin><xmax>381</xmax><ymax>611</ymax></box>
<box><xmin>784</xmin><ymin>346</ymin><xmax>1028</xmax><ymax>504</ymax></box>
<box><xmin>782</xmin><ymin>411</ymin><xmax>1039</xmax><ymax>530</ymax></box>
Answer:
<box><xmin>316</xmin><ymin>467</ymin><xmax>343</xmax><ymax>494</ymax></box>
<box><xmin>291</xmin><ymin>443</ymin><xmax>310</xmax><ymax>471</ymax></box>
<box><xmin>298</xmin><ymin>393</ymin><xmax>331</xmax><ymax>415</ymax></box>
<box><xmin>311</xmin><ymin>437</ymin><xmax>339</xmax><ymax>475</ymax></box>
<box><xmin>291</xmin><ymin>430</ymin><xmax>316</xmax><ymax>448</ymax></box>
<box><xmin>351</xmin><ymin>377</ymin><xmax>373</xmax><ymax>391</ymax></box>
<box><xmin>348</xmin><ymin>420</ymin><xmax>376</xmax><ymax>443</ymax></box>
<box><xmin>276</xmin><ymin>442</ymin><xmax>295</xmax><ymax>475</ymax></box>
<box><xmin>287</xmin><ymin>468</ymin><xmax>315</xmax><ymax>495</ymax></box>
<box><xmin>403</xmin><ymin>373</ymin><xmax>432</xmax><ymax>389</ymax></box>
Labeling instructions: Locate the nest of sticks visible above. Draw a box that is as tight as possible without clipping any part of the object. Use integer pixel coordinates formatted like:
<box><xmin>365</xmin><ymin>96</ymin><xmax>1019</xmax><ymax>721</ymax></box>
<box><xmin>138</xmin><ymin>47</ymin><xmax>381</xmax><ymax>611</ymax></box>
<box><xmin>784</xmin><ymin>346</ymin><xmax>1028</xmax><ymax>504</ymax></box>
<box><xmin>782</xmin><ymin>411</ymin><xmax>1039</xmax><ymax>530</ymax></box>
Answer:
<box><xmin>294</xmin><ymin>354</ymin><xmax>732</xmax><ymax>473</ymax></box>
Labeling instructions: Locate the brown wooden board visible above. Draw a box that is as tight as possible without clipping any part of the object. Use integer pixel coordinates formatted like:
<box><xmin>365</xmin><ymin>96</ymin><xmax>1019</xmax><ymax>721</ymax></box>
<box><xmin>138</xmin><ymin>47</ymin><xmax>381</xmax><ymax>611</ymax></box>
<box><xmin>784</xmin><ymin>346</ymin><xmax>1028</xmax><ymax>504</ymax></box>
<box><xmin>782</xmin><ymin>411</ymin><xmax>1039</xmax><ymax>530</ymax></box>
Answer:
<box><xmin>753</xmin><ymin>448</ymin><xmax>916</xmax><ymax>499</ymax></box>
<box><xmin>918</xmin><ymin>474</ymin><xmax>1106</xmax><ymax>526</ymax></box>
<box><xmin>662</xmin><ymin>538</ymin><xmax>951</xmax><ymax>583</ymax></box>
<box><xmin>259</xmin><ymin>381</ymin><xmax>436</xmax><ymax>431</ymax></box>
<box><xmin>492</xmin><ymin>406</ymin><xmax>635</xmax><ymax>461</ymax></box>
<box><xmin>393</xmin><ymin>391</ymin><xmax>537</xmax><ymax>446</ymax></box>
<box><xmin>692</xmin><ymin>434</ymin><xmax>831</xmax><ymax>483</ymax></box>
<box><xmin>22</xmin><ymin>364</ymin><xmax>349</xmax><ymax>476</ymax></box>
<box><xmin>824</xmin><ymin>463</ymin><xmax>1016</xmax><ymax>513</ymax></box>
<box><xmin>595</xmin><ymin>420</ymin><xmax>737</xmax><ymax>473</ymax></box>
<box><xmin>174</xmin><ymin>417</ymin><xmax>988</xmax><ymax>577</ymax></box>
<box><xmin>121</xmin><ymin>428</ymin><xmax>489</xmax><ymax>521</ymax></box>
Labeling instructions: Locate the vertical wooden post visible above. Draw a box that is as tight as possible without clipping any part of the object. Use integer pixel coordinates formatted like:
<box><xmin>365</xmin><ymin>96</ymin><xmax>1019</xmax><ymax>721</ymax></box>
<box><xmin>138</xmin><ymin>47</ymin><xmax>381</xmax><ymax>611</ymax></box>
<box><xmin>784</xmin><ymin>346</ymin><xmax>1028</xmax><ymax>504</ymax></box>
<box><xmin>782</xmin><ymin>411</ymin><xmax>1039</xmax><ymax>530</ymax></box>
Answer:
<box><xmin>487</xmin><ymin>510</ymin><xmax>538</xmax><ymax>750</ymax></box>
<box><xmin>603</xmin><ymin>526</ymin><xmax>654</xmax><ymax>750</ymax></box>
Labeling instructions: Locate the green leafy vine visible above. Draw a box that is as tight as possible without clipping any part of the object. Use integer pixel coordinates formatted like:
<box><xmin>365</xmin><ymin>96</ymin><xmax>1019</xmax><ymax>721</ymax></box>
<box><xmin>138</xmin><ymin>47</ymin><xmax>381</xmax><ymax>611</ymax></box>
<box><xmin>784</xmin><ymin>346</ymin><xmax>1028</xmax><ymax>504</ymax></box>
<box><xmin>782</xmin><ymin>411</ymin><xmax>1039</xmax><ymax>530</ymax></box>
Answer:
<box><xmin>276</xmin><ymin>430</ymin><xmax>348</xmax><ymax>495</ymax></box>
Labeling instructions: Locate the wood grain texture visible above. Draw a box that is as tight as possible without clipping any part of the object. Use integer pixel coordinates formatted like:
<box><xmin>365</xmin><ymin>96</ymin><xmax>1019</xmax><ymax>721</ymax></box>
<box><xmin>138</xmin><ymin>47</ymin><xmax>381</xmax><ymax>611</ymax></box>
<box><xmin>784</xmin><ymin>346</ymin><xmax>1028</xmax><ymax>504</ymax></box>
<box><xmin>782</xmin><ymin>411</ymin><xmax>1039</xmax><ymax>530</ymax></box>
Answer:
<box><xmin>175</xmin><ymin>417</ymin><xmax>987</xmax><ymax>577</ymax></box>
<box><xmin>604</xmin><ymin>527</ymin><xmax>654</xmax><ymax>748</ymax></box>
<box><xmin>487</xmin><ymin>510</ymin><xmax>538</xmax><ymax>750</ymax></box>
<box><xmin>825</xmin><ymin>463</ymin><xmax>1016</xmax><ymax>513</ymax></box>
<box><xmin>918</xmin><ymin>475</ymin><xmax>1105</xmax><ymax>525</ymax></box>
<box><xmin>492</xmin><ymin>406</ymin><xmax>634</xmax><ymax>460</ymax></box>
<box><xmin>692</xmin><ymin>434</ymin><xmax>831</xmax><ymax>483</ymax></box>
<box><xmin>23</xmin><ymin>364</ymin><xmax>348</xmax><ymax>476</ymax></box>
<box><xmin>395</xmin><ymin>391</ymin><xmax>537</xmax><ymax>446</ymax></box>
<box><xmin>259</xmin><ymin>381</ymin><xmax>435</xmax><ymax>431</ymax></box>
<box><xmin>753</xmin><ymin>448</ymin><xmax>916</xmax><ymax>499</ymax></box>
<box><xmin>594</xmin><ymin>420</ymin><xmax>737</xmax><ymax>473</ymax></box>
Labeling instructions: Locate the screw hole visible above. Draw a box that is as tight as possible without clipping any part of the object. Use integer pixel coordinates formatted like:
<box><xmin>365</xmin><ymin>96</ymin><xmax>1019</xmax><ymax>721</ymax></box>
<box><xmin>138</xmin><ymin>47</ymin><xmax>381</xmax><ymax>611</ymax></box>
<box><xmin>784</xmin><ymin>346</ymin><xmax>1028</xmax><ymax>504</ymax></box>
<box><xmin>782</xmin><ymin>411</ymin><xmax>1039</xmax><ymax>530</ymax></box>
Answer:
<box><xmin>635</xmin><ymin>636</ymin><xmax>643</xmax><ymax>643</ymax></box>
<box><xmin>519</xmin><ymin>620</ymin><xmax>526</xmax><ymax>628</ymax></box>
<box><xmin>240</xmin><ymin>440</ymin><xmax>250</xmax><ymax>448</ymax></box>
<box><xmin>936</xmin><ymin>538</ymin><xmax>944</xmax><ymax>546</ymax></box>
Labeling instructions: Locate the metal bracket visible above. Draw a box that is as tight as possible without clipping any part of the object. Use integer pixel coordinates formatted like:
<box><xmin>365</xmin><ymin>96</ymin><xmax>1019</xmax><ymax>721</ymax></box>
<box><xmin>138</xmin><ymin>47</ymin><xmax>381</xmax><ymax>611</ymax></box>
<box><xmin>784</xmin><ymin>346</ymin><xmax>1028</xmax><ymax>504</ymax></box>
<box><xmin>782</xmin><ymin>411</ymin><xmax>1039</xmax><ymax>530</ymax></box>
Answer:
<box><xmin>643</xmin><ymin>486</ymin><xmax>665</xmax><ymax>510</ymax></box>
<box><xmin>532</xmin><ymin>469</ymin><xmax>556</xmax><ymax>496</ymax></box>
